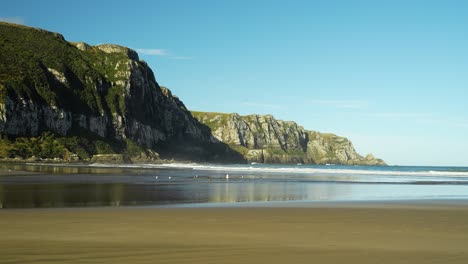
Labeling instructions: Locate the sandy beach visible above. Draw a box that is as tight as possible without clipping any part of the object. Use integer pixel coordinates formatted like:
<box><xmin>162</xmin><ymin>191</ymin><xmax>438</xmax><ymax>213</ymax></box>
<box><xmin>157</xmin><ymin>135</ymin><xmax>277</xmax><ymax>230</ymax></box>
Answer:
<box><xmin>1</xmin><ymin>202</ymin><xmax>468</xmax><ymax>264</ymax></box>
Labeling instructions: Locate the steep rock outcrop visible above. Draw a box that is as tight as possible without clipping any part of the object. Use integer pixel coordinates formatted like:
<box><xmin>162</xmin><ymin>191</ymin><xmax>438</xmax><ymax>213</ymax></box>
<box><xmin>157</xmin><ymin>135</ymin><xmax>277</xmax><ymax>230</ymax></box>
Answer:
<box><xmin>0</xmin><ymin>22</ymin><xmax>384</xmax><ymax>165</ymax></box>
<box><xmin>192</xmin><ymin>111</ymin><xmax>386</xmax><ymax>165</ymax></box>
<box><xmin>0</xmin><ymin>22</ymin><xmax>242</xmax><ymax>162</ymax></box>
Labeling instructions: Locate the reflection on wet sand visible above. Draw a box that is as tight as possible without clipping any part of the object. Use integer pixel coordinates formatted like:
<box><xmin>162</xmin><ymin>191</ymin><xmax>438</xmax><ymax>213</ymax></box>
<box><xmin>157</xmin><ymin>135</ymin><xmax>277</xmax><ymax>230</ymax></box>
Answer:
<box><xmin>0</xmin><ymin>163</ymin><xmax>355</xmax><ymax>208</ymax></box>
<box><xmin>0</xmin><ymin>180</ymin><xmax>354</xmax><ymax>208</ymax></box>
<box><xmin>207</xmin><ymin>182</ymin><xmax>351</xmax><ymax>203</ymax></box>
<box><xmin>0</xmin><ymin>184</ymin><xmax>3</xmax><ymax>208</ymax></box>
<box><xmin>0</xmin><ymin>163</ymin><xmax>159</xmax><ymax>175</ymax></box>
<box><xmin>2</xmin><ymin>163</ymin><xmax>468</xmax><ymax>208</ymax></box>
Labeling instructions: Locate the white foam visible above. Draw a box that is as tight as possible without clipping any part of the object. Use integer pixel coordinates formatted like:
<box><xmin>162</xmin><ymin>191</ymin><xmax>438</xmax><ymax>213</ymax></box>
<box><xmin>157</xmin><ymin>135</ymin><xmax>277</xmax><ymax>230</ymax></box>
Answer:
<box><xmin>89</xmin><ymin>163</ymin><xmax>468</xmax><ymax>178</ymax></box>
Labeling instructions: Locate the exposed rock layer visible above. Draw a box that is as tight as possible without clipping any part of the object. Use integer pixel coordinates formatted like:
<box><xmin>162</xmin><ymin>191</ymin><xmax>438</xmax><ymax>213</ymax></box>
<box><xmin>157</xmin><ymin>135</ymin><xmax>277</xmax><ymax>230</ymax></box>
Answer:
<box><xmin>0</xmin><ymin>22</ymin><xmax>384</xmax><ymax>165</ymax></box>
<box><xmin>192</xmin><ymin>112</ymin><xmax>386</xmax><ymax>165</ymax></box>
<box><xmin>0</xmin><ymin>22</ymin><xmax>241</xmax><ymax>162</ymax></box>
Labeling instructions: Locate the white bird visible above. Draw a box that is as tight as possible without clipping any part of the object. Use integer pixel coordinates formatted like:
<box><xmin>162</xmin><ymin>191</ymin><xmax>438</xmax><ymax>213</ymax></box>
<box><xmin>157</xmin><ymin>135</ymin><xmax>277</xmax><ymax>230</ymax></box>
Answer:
<box><xmin>225</xmin><ymin>173</ymin><xmax>229</xmax><ymax>179</ymax></box>
<box><xmin>155</xmin><ymin>176</ymin><xmax>158</xmax><ymax>180</ymax></box>
<box><xmin>168</xmin><ymin>176</ymin><xmax>172</xmax><ymax>180</ymax></box>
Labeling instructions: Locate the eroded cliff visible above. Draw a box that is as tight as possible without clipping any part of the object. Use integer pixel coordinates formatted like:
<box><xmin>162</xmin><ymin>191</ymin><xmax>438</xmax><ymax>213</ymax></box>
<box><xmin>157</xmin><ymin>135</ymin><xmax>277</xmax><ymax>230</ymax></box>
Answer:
<box><xmin>0</xmin><ymin>22</ymin><xmax>385</xmax><ymax>165</ymax></box>
<box><xmin>0</xmin><ymin>22</ymin><xmax>242</xmax><ymax>162</ymax></box>
<box><xmin>192</xmin><ymin>111</ymin><xmax>386</xmax><ymax>165</ymax></box>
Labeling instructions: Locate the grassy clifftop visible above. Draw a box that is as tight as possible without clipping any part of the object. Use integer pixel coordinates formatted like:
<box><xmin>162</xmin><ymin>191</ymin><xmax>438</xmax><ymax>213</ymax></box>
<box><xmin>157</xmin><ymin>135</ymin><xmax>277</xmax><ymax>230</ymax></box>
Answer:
<box><xmin>0</xmin><ymin>22</ymin><xmax>133</xmax><ymax>115</ymax></box>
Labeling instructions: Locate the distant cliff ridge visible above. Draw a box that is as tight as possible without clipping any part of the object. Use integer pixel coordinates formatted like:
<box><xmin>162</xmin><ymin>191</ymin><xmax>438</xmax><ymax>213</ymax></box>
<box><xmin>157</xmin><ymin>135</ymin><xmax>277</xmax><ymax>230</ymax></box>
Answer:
<box><xmin>192</xmin><ymin>112</ymin><xmax>386</xmax><ymax>165</ymax></box>
<box><xmin>0</xmin><ymin>22</ymin><xmax>384</xmax><ymax>165</ymax></box>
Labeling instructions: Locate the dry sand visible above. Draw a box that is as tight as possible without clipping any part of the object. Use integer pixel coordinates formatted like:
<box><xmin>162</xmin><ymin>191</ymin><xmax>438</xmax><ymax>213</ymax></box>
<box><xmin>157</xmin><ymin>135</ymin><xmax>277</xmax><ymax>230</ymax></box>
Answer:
<box><xmin>1</xmin><ymin>203</ymin><xmax>468</xmax><ymax>264</ymax></box>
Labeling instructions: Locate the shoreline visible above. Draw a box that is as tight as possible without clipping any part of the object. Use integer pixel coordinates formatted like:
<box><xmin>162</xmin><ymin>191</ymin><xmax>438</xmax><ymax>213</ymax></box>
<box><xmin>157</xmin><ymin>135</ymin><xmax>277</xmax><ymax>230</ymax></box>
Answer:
<box><xmin>1</xmin><ymin>201</ymin><xmax>468</xmax><ymax>263</ymax></box>
<box><xmin>2</xmin><ymin>198</ymin><xmax>468</xmax><ymax>210</ymax></box>
<box><xmin>2</xmin><ymin>163</ymin><xmax>468</xmax><ymax>210</ymax></box>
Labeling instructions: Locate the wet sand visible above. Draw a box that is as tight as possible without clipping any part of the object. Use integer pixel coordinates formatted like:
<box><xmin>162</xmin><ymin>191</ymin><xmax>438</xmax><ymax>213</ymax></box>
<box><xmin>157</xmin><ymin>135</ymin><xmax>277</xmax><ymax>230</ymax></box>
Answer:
<box><xmin>1</xmin><ymin>202</ymin><xmax>468</xmax><ymax>264</ymax></box>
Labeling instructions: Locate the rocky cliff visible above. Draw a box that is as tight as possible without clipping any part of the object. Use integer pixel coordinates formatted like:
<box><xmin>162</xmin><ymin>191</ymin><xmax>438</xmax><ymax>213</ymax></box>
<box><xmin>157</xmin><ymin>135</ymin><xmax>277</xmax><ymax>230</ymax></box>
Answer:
<box><xmin>0</xmin><ymin>22</ymin><xmax>385</xmax><ymax>165</ymax></box>
<box><xmin>0</xmin><ymin>22</ymin><xmax>242</xmax><ymax>162</ymax></box>
<box><xmin>192</xmin><ymin>111</ymin><xmax>386</xmax><ymax>165</ymax></box>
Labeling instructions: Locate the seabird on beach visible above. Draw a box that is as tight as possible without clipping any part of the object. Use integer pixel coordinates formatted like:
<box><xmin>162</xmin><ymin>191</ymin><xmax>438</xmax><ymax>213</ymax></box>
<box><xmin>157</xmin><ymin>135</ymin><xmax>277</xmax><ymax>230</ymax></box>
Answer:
<box><xmin>225</xmin><ymin>174</ymin><xmax>229</xmax><ymax>179</ymax></box>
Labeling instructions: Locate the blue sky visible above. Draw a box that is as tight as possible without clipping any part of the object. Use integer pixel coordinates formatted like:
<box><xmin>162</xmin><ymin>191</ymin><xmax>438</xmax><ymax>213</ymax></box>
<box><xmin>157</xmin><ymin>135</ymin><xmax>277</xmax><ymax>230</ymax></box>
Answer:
<box><xmin>2</xmin><ymin>0</ymin><xmax>468</xmax><ymax>166</ymax></box>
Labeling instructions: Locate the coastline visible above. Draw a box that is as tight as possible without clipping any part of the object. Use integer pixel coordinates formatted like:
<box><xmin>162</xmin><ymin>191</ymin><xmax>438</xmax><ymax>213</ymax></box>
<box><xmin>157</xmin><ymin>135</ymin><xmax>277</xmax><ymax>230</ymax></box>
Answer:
<box><xmin>1</xmin><ymin>201</ymin><xmax>468</xmax><ymax>263</ymax></box>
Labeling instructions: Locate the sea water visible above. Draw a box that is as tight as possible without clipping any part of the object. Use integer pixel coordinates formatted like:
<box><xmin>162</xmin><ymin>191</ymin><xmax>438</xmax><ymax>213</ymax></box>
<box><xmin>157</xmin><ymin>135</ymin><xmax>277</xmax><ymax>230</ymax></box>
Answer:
<box><xmin>1</xmin><ymin>163</ymin><xmax>468</xmax><ymax>208</ymax></box>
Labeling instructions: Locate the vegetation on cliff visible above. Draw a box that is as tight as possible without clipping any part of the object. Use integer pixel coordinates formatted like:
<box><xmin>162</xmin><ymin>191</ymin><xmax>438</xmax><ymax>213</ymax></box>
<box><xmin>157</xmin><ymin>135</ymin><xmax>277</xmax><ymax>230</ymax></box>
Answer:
<box><xmin>192</xmin><ymin>111</ymin><xmax>386</xmax><ymax>165</ymax></box>
<box><xmin>0</xmin><ymin>22</ymin><xmax>384</xmax><ymax>165</ymax></box>
<box><xmin>0</xmin><ymin>23</ymin><xmax>123</xmax><ymax>113</ymax></box>
<box><xmin>0</xmin><ymin>22</ymin><xmax>243</xmax><ymax>163</ymax></box>
<box><xmin>0</xmin><ymin>132</ymin><xmax>155</xmax><ymax>161</ymax></box>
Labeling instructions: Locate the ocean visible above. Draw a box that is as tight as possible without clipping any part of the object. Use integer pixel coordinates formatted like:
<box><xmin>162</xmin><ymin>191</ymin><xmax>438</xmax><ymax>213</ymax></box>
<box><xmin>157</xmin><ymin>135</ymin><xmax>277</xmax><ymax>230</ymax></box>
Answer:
<box><xmin>1</xmin><ymin>163</ymin><xmax>468</xmax><ymax>208</ymax></box>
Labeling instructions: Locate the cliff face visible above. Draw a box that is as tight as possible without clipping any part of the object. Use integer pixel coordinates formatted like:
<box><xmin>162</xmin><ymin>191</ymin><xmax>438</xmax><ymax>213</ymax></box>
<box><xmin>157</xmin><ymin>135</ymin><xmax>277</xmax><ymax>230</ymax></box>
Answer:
<box><xmin>0</xmin><ymin>22</ymin><xmax>242</xmax><ymax>162</ymax></box>
<box><xmin>0</xmin><ymin>22</ymin><xmax>385</xmax><ymax>165</ymax></box>
<box><xmin>192</xmin><ymin>111</ymin><xmax>386</xmax><ymax>165</ymax></box>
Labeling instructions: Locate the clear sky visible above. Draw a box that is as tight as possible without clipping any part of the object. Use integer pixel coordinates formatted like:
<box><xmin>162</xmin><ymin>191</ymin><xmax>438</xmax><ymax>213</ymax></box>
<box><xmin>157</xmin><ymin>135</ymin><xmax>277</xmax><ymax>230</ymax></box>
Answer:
<box><xmin>2</xmin><ymin>0</ymin><xmax>468</xmax><ymax>166</ymax></box>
